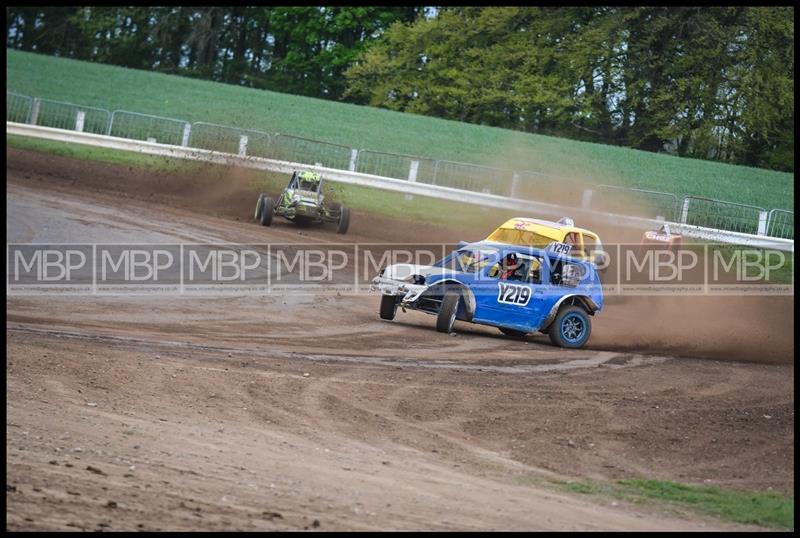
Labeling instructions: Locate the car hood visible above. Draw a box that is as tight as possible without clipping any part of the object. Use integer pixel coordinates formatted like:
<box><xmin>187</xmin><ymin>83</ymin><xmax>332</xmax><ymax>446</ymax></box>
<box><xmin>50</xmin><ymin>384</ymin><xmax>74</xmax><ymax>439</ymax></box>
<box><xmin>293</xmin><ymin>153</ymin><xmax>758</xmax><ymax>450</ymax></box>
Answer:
<box><xmin>382</xmin><ymin>264</ymin><xmax>455</xmax><ymax>282</ymax></box>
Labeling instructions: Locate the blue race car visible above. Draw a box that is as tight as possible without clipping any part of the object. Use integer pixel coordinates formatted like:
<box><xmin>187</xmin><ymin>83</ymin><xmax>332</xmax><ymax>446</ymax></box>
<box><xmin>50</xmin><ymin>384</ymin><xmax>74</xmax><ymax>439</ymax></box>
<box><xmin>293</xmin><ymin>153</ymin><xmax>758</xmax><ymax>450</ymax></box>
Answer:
<box><xmin>371</xmin><ymin>241</ymin><xmax>603</xmax><ymax>348</ymax></box>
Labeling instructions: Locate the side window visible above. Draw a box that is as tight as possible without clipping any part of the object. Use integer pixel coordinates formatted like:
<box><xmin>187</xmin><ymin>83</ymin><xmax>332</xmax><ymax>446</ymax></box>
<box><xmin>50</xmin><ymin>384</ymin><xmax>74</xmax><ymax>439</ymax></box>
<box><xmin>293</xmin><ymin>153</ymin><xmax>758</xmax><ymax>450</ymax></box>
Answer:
<box><xmin>564</xmin><ymin>232</ymin><xmax>578</xmax><ymax>246</ymax></box>
<box><xmin>582</xmin><ymin>234</ymin><xmax>598</xmax><ymax>258</ymax></box>
<box><xmin>526</xmin><ymin>256</ymin><xmax>543</xmax><ymax>284</ymax></box>
<box><xmin>488</xmin><ymin>253</ymin><xmax>525</xmax><ymax>281</ymax></box>
<box><xmin>575</xmin><ymin>234</ymin><xmax>589</xmax><ymax>259</ymax></box>
<box><xmin>509</xmin><ymin>260</ymin><xmax>528</xmax><ymax>282</ymax></box>
<box><xmin>561</xmin><ymin>263</ymin><xmax>584</xmax><ymax>287</ymax></box>
<box><xmin>550</xmin><ymin>259</ymin><xmax>563</xmax><ymax>285</ymax></box>
<box><xmin>489</xmin><ymin>260</ymin><xmax>520</xmax><ymax>280</ymax></box>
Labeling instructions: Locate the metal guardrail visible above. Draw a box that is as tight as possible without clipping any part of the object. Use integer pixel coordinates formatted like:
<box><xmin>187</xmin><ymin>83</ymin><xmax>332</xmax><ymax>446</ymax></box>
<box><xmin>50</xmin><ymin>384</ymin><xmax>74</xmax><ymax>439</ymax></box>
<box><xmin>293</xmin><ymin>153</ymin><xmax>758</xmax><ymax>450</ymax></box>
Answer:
<box><xmin>30</xmin><ymin>97</ymin><xmax>111</xmax><ymax>135</ymax></box>
<box><xmin>6</xmin><ymin>91</ymin><xmax>32</xmax><ymax>123</ymax></box>
<box><xmin>681</xmin><ymin>196</ymin><xmax>765</xmax><ymax>235</ymax></box>
<box><xmin>354</xmin><ymin>149</ymin><xmax>438</xmax><ymax>184</ymax></box>
<box><xmin>108</xmin><ymin>110</ymin><xmax>189</xmax><ymax>146</ymax></box>
<box><xmin>189</xmin><ymin>122</ymin><xmax>273</xmax><ymax>157</ymax></box>
<box><xmin>270</xmin><ymin>133</ymin><xmax>352</xmax><ymax>170</ymax></box>
<box><xmin>8</xmin><ymin>121</ymin><xmax>794</xmax><ymax>253</ymax></box>
<box><xmin>766</xmin><ymin>209</ymin><xmax>794</xmax><ymax>240</ymax></box>
<box><xmin>593</xmin><ymin>185</ymin><xmax>680</xmax><ymax>221</ymax></box>
<box><xmin>432</xmin><ymin>160</ymin><xmax>515</xmax><ymax>196</ymax></box>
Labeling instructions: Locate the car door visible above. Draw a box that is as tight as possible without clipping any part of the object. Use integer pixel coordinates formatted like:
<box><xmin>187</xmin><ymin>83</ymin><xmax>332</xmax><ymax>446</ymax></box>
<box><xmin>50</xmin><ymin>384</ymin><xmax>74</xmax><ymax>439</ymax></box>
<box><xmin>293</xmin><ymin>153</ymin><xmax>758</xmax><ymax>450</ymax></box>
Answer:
<box><xmin>474</xmin><ymin>253</ymin><xmax>548</xmax><ymax>332</ymax></box>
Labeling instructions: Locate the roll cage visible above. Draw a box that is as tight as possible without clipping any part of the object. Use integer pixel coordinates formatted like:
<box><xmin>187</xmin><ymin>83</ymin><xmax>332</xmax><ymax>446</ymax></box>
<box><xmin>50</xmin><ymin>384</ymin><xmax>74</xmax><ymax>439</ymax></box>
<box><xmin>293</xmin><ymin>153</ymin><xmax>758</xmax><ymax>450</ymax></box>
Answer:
<box><xmin>287</xmin><ymin>171</ymin><xmax>323</xmax><ymax>194</ymax></box>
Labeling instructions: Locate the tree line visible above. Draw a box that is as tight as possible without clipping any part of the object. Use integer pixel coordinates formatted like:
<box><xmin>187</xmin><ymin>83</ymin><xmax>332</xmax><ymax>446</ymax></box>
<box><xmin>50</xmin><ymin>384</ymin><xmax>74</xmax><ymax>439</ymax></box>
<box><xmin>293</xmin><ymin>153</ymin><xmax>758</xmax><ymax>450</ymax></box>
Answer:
<box><xmin>6</xmin><ymin>7</ymin><xmax>421</xmax><ymax>98</ymax></box>
<box><xmin>6</xmin><ymin>6</ymin><xmax>794</xmax><ymax>172</ymax></box>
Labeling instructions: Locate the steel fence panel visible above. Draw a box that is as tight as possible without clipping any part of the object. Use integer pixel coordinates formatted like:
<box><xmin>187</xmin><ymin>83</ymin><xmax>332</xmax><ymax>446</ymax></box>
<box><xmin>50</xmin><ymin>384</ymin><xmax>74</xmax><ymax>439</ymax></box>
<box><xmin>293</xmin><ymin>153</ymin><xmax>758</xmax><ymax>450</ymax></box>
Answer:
<box><xmin>7</xmin><ymin>91</ymin><xmax>33</xmax><ymax>123</ymax></box>
<box><xmin>108</xmin><ymin>110</ymin><xmax>188</xmax><ymax>145</ymax></box>
<box><xmin>189</xmin><ymin>122</ymin><xmax>272</xmax><ymax>157</ymax></box>
<box><xmin>766</xmin><ymin>209</ymin><xmax>794</xmax><ymax>240</ymax></box>
<box><xmin>592</xmin><ymin>185</ymin><xmax>680</xmax><ymax>220</ymax></box>
<box><xmin>33</xmin><ymin>98</ymin><xmax>110</xmax><ymax>134</ymax></box>
<box><xmin>432</xmin><ymin>160</ymin><xmax>515</xmax><ymax>196</ymax></box>
<box><xmin>355</xmin><ymin>149</ymin><xmax>438</xmax><ymax>183</ymax></box>
<box><xmin>269</xmin><ymin>133</ymin><xmax>352</xmax><ymax>170</ymax></box>
<box><xmin>683</xmin><ymin>196</ymin><xmax>765</xmax><ymax>234</ymax></box>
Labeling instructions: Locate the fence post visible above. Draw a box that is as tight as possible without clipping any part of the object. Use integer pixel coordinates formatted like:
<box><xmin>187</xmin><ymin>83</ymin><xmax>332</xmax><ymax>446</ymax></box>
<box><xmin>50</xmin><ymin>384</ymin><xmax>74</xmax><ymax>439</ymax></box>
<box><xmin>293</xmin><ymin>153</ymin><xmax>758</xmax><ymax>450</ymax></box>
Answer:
<box><xmin>29</xmin><ymin>98</ymin><xmax>41</xmax><ymax>125</ymax></box>
<box><xmin>581</xmin><ymin>189</ymin><xmax>593</xmax><ymax>209</ymax></box>
<box><xmin>107</xmin><ymin>111</ymin><xmax>115</xmax><ymax>136</ymax></box>
<box><xmin>405</xmin><ymin>160</ymin><xmax>419</xmax><ymax>201</ymax></box>
<box><xmin>680</xmin><ymin>198</ymin><xmax>690</xmax><ymax>224</ymax></box>
<box><xmin>510</xmin><ymin>172</ymin><xmax>520</xmax><ymax>199</ymax></box>
<box><xmin>238</xmin><ymin>135</ymin><xmax>249</xmax><ymax>156</ymax></box>
<box><xmin>182</xmin><ymin>123</ymin><xmax>191</xmax><ymax>147</ymax></box>
<box><xmin>75</xmin><ymin>111</ymin><xmax>86</xmax><ymax>132</ymax></box>
<box><xmin>348</xmin><ymin>149</ymin><xmax>359</xmax><ymax>172</ymax></box>
<box><xmin>757</xmin><ymin>210</ymin><xmax>768</xmax><ymax>236</ymax></box>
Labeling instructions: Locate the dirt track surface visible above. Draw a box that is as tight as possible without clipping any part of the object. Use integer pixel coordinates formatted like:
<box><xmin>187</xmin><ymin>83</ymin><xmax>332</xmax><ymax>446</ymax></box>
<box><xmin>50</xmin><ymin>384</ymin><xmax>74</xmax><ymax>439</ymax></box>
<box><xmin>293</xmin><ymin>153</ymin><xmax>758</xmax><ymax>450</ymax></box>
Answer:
<box><xmin>6</xmin><ymin>148</ymin><xmax>794</xmax><ymax>531</ymax></box>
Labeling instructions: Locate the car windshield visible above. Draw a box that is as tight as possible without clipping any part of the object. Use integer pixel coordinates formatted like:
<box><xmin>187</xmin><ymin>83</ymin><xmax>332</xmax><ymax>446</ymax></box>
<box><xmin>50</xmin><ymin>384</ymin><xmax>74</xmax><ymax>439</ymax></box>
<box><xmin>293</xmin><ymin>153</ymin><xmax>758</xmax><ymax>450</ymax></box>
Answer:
<box><xmin>434</xmin><ymin>247</ymin><xmax>498</xmax><ymax>273</ymax></box>
<box><xmin>487</xmin><ymin>227</ymin><xmax>555</xmax><ymax>248</ymax></box>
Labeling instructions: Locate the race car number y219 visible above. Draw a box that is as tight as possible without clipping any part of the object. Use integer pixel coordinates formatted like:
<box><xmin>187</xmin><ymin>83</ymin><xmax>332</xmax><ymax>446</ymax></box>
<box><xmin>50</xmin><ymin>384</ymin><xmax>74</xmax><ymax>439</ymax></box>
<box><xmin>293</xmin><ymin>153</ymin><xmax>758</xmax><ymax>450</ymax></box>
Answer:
<box><xmin>497</xmin><ymin>282</ymin><xmax>531</xmax><ymax>306</ymax></box>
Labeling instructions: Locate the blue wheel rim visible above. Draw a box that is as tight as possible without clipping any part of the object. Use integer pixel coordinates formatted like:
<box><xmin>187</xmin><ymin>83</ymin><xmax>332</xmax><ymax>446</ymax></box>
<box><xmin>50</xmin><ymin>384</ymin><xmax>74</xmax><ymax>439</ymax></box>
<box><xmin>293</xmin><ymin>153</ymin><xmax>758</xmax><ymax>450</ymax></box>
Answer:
<box><xmin>561</xmin><ymin>313</ymin><xmax>586</xmax><ymax>344</ymax></box>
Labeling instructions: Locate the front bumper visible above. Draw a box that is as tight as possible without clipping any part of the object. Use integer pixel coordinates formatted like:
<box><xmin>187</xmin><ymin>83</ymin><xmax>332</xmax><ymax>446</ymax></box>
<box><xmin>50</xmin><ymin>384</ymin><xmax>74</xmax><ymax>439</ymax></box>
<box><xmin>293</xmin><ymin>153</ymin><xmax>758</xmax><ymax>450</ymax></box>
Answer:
<box><xmin>292</xmin><ymin>202</ymin><xmax>322</xmax><ymax>216</ymax></box>
<box><xmin>370</xmin><ymin>276</ymin><xmax>428</xmax><ymax>305</ymax></box>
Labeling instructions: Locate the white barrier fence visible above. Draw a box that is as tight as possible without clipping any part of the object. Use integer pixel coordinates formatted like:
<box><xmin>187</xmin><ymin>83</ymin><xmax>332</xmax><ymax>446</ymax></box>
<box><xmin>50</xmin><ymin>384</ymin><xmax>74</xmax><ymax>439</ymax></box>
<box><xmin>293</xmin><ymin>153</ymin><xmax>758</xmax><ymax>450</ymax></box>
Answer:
<box><xmin>7</xmin><ymin>121</ymin><xmax>794</xmax><ymax>253</ymax></box>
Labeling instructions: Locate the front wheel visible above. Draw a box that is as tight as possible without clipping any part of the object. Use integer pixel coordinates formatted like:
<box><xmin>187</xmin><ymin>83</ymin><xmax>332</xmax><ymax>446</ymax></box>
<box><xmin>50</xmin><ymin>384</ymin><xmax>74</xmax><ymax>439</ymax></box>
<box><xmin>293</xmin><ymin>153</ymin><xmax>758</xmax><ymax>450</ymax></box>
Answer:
<box><xmin>548</xmin><ymin>305</ymin><xmax>592</xmax><ymax>348</ymax></box>
<box><xmin>436</xmin><ymin>292</ymin><xmax>460</xmax><ymax>333</ymax></box>
<box><xmin>260</xmin><ymin>196</ymin><xmax>274</xmax><ymax>226</ymax></box>
<box><xmin>254</xmin><ymin>193</ymin><xmax>265</xmax><ymax>221</ymax></box>
<box><xmin>379</xmin><ymin>295</ymin><xmax>398</xmax><ymax>320</ymax></box>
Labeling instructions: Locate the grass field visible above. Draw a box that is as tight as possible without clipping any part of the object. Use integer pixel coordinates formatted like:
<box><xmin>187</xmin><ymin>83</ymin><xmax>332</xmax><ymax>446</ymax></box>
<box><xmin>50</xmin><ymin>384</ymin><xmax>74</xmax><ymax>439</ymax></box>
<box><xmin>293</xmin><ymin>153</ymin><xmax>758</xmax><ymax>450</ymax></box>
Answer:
<box><xmin>6</xmin><ymin>49</ymin><xmax>794</xmax><ymax>212</ymax></box>
<box><xmin>555</xmin><ymin>478</ymin><xmax>794</xmax><ymax>530</ymax></box>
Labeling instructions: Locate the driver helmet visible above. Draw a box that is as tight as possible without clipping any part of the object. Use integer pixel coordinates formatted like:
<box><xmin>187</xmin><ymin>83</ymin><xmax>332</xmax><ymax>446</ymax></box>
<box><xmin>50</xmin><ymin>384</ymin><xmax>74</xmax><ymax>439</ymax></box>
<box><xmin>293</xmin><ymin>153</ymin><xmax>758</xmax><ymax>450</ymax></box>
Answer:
<box><xmin>298</xmin><ymin>171</ymin><xmax>320</xmax><ymax>191</ymax></box>
<box><xmin>299</xmin><ymin>171</ymin><xmax>320</xmax><ymax>182</ymax></box>
<box><xmin>504</xmin><ymin>252</ymin><xmax>519</xmax><ymax>269</ymax></box>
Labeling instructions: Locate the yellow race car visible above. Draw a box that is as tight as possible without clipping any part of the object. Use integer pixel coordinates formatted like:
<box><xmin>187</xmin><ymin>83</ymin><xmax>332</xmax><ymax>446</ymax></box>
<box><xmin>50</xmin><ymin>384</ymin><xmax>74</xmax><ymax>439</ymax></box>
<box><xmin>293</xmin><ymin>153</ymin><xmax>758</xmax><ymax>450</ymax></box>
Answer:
<box><xmin>486</xmin><ymin>216</ymin><xmax>608</xmax><ymax>268</ymax></box>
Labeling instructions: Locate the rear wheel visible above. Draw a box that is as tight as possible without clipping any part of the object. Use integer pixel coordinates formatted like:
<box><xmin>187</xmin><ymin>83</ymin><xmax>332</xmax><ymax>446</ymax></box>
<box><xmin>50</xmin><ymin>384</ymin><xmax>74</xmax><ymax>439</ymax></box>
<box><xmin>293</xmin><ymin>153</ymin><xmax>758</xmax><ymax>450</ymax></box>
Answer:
<box><xmin>499</xmin><ymin>327</ymin><xmax>527</xmax><ymax>338</ymax></box>
<box><xmin>548</xmin><ymin>305</ymin><xmax>592</xmax><ymax>348</ymax></box>
<box><xmin>336</xmin><ymin>207</ymin><xmax>351</xmax><ymax>234</ymax></box>
<box><xmin>260</xmin><ymin>197</ymin><xmax>274</xmax><ymax>226</ymax></box>
<box><xmin>436</xmin><ymin>292</ymin><xmax>460</xmax><ymax>333</ymax></box>
<box><xmin>379</xmin><ymin>295</ymin><xmax>398</xmax><ymax>320</ymax></box>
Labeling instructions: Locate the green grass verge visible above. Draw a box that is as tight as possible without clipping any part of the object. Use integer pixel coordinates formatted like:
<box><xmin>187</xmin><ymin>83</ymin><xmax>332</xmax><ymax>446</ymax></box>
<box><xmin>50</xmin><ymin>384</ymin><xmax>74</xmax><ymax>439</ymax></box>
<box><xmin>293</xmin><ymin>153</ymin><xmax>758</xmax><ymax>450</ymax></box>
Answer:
<box><xmin>556</xmin><ymin>478</ymin><xmax>793</xmax><ymax>530</ymax></box>
<box><xmin>7</xmin><ymin>49</ymin><xmax>794</xmax><ymax>211</ymax></box>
